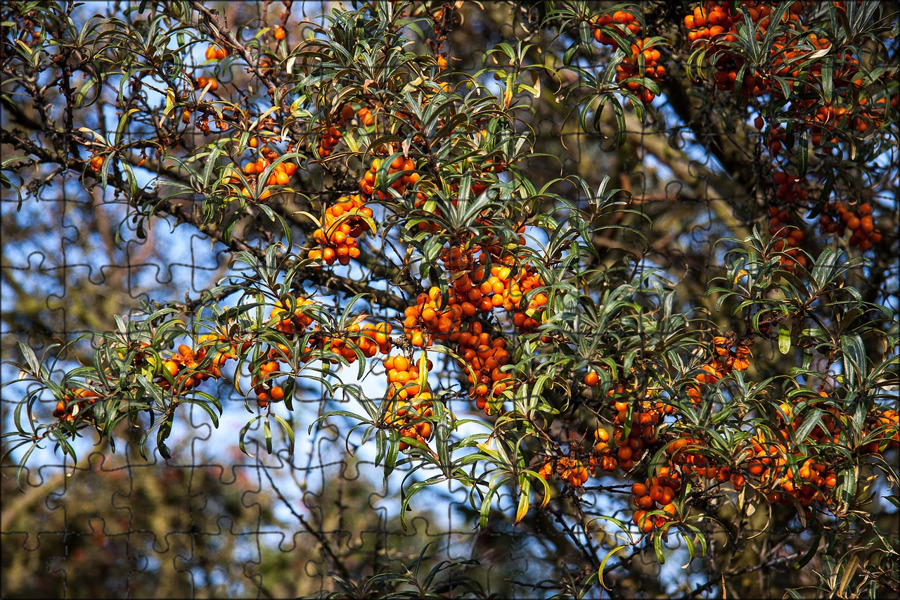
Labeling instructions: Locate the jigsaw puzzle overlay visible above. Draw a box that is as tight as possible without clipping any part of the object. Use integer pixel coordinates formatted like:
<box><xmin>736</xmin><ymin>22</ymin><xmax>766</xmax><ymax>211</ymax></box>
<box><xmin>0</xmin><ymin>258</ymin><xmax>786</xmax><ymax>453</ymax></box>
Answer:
<box><xmin>2</xmin><ymin>1</ymin><xmax>898</xmax><ymax>599</ymax></box>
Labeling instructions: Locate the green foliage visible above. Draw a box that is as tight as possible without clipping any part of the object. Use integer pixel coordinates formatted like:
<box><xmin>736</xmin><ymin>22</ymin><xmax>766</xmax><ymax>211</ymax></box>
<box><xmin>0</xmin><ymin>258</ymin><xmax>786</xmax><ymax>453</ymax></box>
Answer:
<box><xmin>2</xmin><ymin>0</ymin><xmax>898</xmax><ymax>598</ymax></box>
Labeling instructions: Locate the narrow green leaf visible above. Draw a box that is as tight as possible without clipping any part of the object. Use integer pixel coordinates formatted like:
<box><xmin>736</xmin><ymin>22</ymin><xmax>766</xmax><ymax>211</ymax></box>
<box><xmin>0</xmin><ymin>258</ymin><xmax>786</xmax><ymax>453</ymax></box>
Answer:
<box><xmin>597</xmin><ymin>545</ymin><xmax>627</xmax><ymax>590</ymax></box>
<box><xmin>779</xmin><ymin>326</ymin><xmax>791</xmax><ymax>354</ymax></box>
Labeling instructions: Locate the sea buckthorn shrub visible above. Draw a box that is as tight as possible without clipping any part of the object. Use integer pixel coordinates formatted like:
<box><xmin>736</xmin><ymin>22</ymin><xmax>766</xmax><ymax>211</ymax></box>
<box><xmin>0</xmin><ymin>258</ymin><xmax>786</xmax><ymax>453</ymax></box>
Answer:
<box><xmin>2</xmin><ymin>1</ymin><xmax>897</xmax><ymax>598</ymax></box>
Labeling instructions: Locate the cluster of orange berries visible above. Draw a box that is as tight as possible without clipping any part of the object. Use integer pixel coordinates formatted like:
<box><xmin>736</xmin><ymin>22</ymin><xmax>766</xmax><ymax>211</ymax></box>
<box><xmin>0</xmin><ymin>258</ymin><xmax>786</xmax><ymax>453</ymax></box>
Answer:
<box><xmin>157</xmin><ymin>342</ymin><xmax>233</xmax><ymax>392</ymax></box>
<box><xmin>397</xmin><ymin>278</ymin><xmax>516</xmax><ymax>413</ymax></box>
<box><xmin>317</xmin><ymin>126</ymin><xmax>341</xmax><ymax>157</ymax></box>
<box><xmin>664</xmin><ymin>437</ymin><xmax>731</xmax><ymax>486</ymax></box>
<box><xmin>308</xmin><ymin>194</ymin><xmax>372</xmax><ymax>265</ymax></box>
<box><xmin>195</xmin><ymin>334</ymin><xmax>238</xmax><ymax>377</ymax></box>
<box><xmin>156</xmin><ymin>344</ymin><xmax>217</xmax><ymax>390</ymax></box>
<box><xmin>760</xmin><ymin>121</ymin><xmax>787</xmax><ymax>157</ymax></box>
<box><xmin>772</xmin><ymin>171</ymin><xmax>807</xmax><ymax>204</ymax></box>
<box><xmin>767</xmin><ymin>207</ymin><xmax>806</xmax><ymax>271</ymax></box>
<box><xmin>872</xmin><ymin>408</ymin><xmax>900</xmax><ymax>449</ymax></box>
<box><xmin>440</xmin><ymin>247</ymin><xmax>546</xmax><ymax>331</ymax></box>
<box><xmin>54</xmin><ymin>336</ymin><xmax>244</xmax><ymax>418</ymax></box>
<box><xmin>556</xmin><ymin>456</ymin><xmax>590</xmax><ymax>487</ymax></box>
<box><xmin>610</xmin><ymin>395</ymin><xmax>670</xmax><ymax>470</ymax></box>
<box><xmin>362</xmin><ymin>322</ymin><xmax>394</xmax><ymax>355</ymax></box>
<box><xmin>683</xmin><ymin>2</ymin><xmax>805</xmax><ymax>96</ymax></box>
<box><xmin>448</xmin><ymin>266</ymin><xmax>502</xmax><ymax>315</ymax></box>
<box><xmin>537</xmin><ymin>409</ymin><xmax>674</xmax><ymax>501</ymax></box>
<box><xmin>818</xmin><ymin>201</ymin><xmax>881</xmax><ymax>251</ymax></box>
<box><xmin>781</xmin><ymin>399</ymin><xmax>899</xmax><ymax>455</ymax></box>
<box><xmin>271</xmin><ymin>297</ymin><xmax>315</xmax><ymax>336</ymax></box>
<box><xmin>294</xmin><ymin>321</ymin><xmax>392</xmax><ymax>367</ymax></box>
<box><xmin>263</xmin><ymin>301</ymin><xmax>394</xmax><ymax>406</ymax></box>
<box><xmin>252</xmin><ymin>350</ymin><xmax>284</xmax><ymax>407</ymax></box>
<box><xmin>686</xmin><ymin>336</ymin><xmax>751</xmax><ymax>402</ymax></box>
<box><xmin>54</xmin><ymin>387</ymin><xmax>99</xmax><ymax>421</ymax></box>
<box><xmin>446</xmin><ymin>250</ymin><xmax>510</xmax><ymax>311</ymax></box>
<box><xmin>358</xmin><ymin>155</ymin><xmax>418</xmax><ymax>199</ymax></box>
<box><xmin>636</xmin><ymin>398</ymin><xmax>900</xmax><ymax>523</ymax></box>
<box><xmin>356</xmin><ymin>106</ymin><xmax>375</xmax><ymax>127</ymax></box>
<box><xmin>617</xmin><ymin>39</ymin><xmax>664</xmax><ymax>104</ymax></box>
<box><xmin>444</xmin><ymin>249</ymin><xmax>549</xmax><ymax>408</ymax></box>
<box><xmin>807</xmin><ymin>103</ymin><xmax>859</xmax><ymax>146</ymax></box>
<box><xmin>445</xmin><ymin>255</ymin><xmax>515</xmax><ymax>314</ymax></box>
<box><xmin>89</xmin><ymin>155</ymin><xmax>104</xmax><ymax>172</ymax></box>
<box><xmin>204</xmin><ymin>44</ymin><xmax>227</xmax><ymax>61</ymax></box>
<box><xmin>319</xmin><ymin>321</ymin><xmax>393</xmax><ymax>363</ymax></box>
<box><xmin>764</xmin><ymin>158</ymin><xmax>882</xmax><ymax>256</ymax></box>
<box><xmin>382</xmin><ymin>355</ymin><xmax>435</xmax><ymax>452</ymax></box>
<box><xmin>302</xmin><ymin>131</ymin><xmax>547</xmax><ymax>416</ymax></box>
<box><xmin>336</xmin><ymin>103</ymin><xmax>376</xmax><ymax>128</ymax></box>
<box><xmin>591</xmin><ymin>10</ymin><xmax>641</xmax><ymax>46</ymax></box>
<box><xmin>582</xmin><ymin>378</ymin><xmax>673</xmax><ymax>472</ymax></box>
<box><xmin>508</xmin><ymin>267</ymin><xmax>546</xmax><ymax>332</ymax></box>
<box><xmin>397</xmin><ymin>247</ymin><xmax>545</xmax><ymax>414</ymax></box>
<box><xmin>630</xmin><ymin>468</ymin><xmax>681</xmax><ymax>533</ymax></box>
<box><xmin>683</xmin><ymin>2</ymin><xmax>738</xmax><ymax>44</ymax></box>
<box><xmin>384</xmin><ymin>355</ymin><xmax>429</xmax><ymax>402</ymax></box>
<box><xmin>590</xmin><ymin>11</ymin><xmax>662</xmax><ymax>104</ymax></box>
<box><xmin>237</xmin><ymin>145</ymin><xmax>297</xmax><ymax>201</ymax></box>
<box><xmin>459</xmin><ymin>329</ymin><xmax>511</xmax><ymax>413</ymax></box>
<box><xmin>708</xmin><ymin>403</ymin><xmax>845</xmax><ymax>513</ymax></box>
<box><xmin>738</xmin><ymin>434</ymin><xmax>836</xmax><ymax>511</ymax></box>
<box><xmin>402</xmin><ymin>287</ymin><xmax>464</xmax><ymax>348</ymax></box>
<box><xmin>538</xmin><ymin>454</ymin><xmax>591</xmax><ymax>488</ymax></box>
<box><xmin>589</xmin><ymin>428</ymin><xmax>619</xmax><ymax>473</ymax></box>
<box><xmin>194</xmin><ymin>75</ymin><xmax>219</xmax><ymax>92</ymax></box>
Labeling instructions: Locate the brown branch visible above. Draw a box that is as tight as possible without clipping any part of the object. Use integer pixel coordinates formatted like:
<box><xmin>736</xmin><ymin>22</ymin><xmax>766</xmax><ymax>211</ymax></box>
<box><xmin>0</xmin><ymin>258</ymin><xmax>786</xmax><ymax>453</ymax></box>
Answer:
<box><xmin>1</xmin><ymin>125</ymin><xmax>409</xmax><ymax>312</ymax></box>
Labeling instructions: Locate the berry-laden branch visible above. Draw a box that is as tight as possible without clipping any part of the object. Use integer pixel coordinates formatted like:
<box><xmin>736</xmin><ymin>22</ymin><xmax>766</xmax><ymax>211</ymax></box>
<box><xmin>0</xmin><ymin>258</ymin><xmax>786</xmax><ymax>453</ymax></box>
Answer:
<box><xmin>2</xmin><ymin>1</ymin><xmax>898</xmax><ymax>597</ymax></box>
